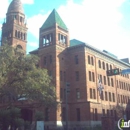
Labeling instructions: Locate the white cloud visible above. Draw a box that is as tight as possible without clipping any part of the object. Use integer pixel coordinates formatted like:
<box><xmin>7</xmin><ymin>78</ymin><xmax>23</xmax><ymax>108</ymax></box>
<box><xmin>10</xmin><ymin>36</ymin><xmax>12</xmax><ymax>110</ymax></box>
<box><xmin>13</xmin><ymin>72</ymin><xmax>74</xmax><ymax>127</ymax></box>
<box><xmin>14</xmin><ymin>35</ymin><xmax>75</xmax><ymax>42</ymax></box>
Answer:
<box><xmin>21</xmin><ymin>0</ymin><xmax>34</xmax><ymax>4</ymax></box>
<box><xmin>27</xmin><ymin>12</ymin><xmax>50</xmax><ymax>39</ymax></box>
<box><xmin>0</xmin><ymin>0</ymin><xmax>9</xmax><ymax>19</ymax></box>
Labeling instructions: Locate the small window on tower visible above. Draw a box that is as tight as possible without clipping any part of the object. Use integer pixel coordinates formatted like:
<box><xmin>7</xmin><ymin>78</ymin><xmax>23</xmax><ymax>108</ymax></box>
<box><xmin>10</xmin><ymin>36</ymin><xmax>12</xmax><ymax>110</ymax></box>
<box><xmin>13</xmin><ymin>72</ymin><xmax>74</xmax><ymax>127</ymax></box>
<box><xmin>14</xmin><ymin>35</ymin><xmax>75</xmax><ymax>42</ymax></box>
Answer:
<box><xmin>20</xmin><ymin>16</ymin><xmax>22</xmax><ymax>22</ymax></box>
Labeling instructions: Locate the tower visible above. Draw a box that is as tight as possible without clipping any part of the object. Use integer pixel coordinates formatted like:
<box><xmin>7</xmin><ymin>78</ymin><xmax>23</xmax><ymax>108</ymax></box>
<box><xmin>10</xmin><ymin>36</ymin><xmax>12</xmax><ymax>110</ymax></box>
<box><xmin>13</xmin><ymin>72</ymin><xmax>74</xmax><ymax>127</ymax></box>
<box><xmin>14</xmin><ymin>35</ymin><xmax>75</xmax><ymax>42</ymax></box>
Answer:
<box><xmin>1</xmin><ymin>0</ymin><xmax>28</xmax><ymax>52</ymax></box>
<box><xmin>37</xmin><ymin>9</ymin><xmax>70</xmax><ymax>127</ymax></box>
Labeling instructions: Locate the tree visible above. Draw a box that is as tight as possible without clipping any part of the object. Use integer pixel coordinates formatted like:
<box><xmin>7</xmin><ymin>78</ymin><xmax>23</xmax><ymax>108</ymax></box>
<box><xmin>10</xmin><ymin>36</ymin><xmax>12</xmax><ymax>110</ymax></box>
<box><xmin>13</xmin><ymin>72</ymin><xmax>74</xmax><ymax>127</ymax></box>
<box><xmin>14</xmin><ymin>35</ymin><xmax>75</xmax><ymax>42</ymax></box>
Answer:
<box><xmin>0</xmin><ymin>44</ymin><xmax>56</xmax><ymax>108</ymax></box>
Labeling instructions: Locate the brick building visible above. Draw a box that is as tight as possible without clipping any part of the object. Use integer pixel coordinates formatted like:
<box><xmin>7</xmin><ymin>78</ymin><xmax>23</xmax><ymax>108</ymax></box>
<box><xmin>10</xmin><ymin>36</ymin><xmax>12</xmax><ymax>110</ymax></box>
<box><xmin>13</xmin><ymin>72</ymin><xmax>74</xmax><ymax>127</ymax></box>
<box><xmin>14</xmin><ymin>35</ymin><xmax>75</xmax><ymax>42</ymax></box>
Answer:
<box><xmin>1</xmin><ymin>0</ymin><xmax>130</xmax><ymax>129</ymax></box>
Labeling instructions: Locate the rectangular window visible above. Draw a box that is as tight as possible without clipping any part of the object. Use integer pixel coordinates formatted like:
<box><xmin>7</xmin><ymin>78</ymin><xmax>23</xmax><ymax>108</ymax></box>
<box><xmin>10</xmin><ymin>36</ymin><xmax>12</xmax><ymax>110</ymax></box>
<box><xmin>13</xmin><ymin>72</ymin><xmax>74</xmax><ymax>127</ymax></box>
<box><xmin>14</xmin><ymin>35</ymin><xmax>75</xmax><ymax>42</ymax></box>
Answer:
<box><xmin>93</xmin><ymin>89</ymin><xmax>96</xmax><ymax>99</ymax></box>
<box><xmin>92</xmin><ymin>72</ymin><xmax>95</xmax><ymax>82</ymax></box>
<box><xmin>111</xmin><ymin>78</ymin><xmax>114</xmax><ymax>87</ymax></box>
<box><xmin>76</xmin><ymin>108</ymin><xmax>80</xmax><ymax>121</ymax></box>
<box><xmin>90</xmin><ymin>88</ymin><xmax>92</xmax><ymax>99</ymax></box>
<box><xmin>109</xmin><ymin>92</ymin><xmax>111</xmax><ymax>101</ymax></box>
<box><xmin>108</xmin><ymin>77</ymin><xmax>110</xmax><ymax>86</ymax></box>
<box><xmin>114</xmin><ymin>110</ymin><xmax>117</xmax><ymax>121</ymax></box>
<box><xmin>102</xmin><ymin>109</ymin><xmax>105</xmax><ymax>116</ymax></box>
<box><xmin>107</xmin><ymin>109</ymin><xmax>109</xmax><ymax>117</ymax></box>
<box><xmin>89</xmin><ymin>71</ymin><xmax>91</xmax><ymax>81</ymax></box>
<box><xmin>112</xmin><ymin>93</ymin><xmax>115</xmax><ymax>102</ymax></box>
<box><xmin>75</xmin><ymin>55</ymin><xmax>78</xmax><ymax>64</ymax></box>
<box><xmin>105</xmin><ymin>91</ymin><xmax>108</xmax><ymax>101</ymax></box>
<box><xmin>95</xmin><ymin>108</ymin><xmax>98</xmax><ymax>121</ymax></box>
<box><xmin>76</xmin><ymin>88</ymin><xmax>80</xmax><ymax>99</ymax></box>
<box><xmin>75</xmin><ymin>71</ymin><xmax>79</xmax><ymax>81</ymax></box>
<box><xmin>60</xmin><ymin>71</ymin><xmax>62</xmax><ymax>81</ymax></box>
<box><xmin>104</xmin><ymin>76</ymin><xmax>106</xmax><ymax>85</ymax></box>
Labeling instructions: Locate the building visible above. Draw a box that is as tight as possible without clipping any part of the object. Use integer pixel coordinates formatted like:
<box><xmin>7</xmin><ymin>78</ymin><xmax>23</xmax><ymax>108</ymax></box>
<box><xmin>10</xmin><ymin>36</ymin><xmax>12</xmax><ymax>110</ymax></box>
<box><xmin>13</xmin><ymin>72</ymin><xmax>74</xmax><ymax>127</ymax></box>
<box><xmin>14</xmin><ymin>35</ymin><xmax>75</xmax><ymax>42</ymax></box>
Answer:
<box><xmin>1</xmin><ymin>0</ymin><xmax>130</xmax><ymax>129</ymax></box>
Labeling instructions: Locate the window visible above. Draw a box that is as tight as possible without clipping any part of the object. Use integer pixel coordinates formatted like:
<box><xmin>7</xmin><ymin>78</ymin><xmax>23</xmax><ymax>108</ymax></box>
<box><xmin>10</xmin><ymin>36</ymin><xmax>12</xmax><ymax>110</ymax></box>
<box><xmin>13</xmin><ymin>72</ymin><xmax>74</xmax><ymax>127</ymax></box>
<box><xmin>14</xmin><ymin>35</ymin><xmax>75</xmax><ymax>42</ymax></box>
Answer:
<box><xmin>95</xmin><ymin>108</ymin><xmax>98</xmax><ymax>120</ymax></box>
<box><xmin>60</xmin><ymin>71</ymin><xmax>62</xmax><ymax>81</ymax></box>
<box><xmin>101</xmin><ymin>91</ymin><xmax>104</xmax><ymax>100</ymax></box>
<box><xmin>91</xmin><ymin>57</ymin><xmax>94</xmax><ymax>65</ymax></box>
<box><xmin>100</xmin><ymin>75</ymin><xmax>102</xmax><ymax>83</ymax></box>
<box><xmin>116</xmin><ymin>80</ymin><xmax>118</xmax><ymax>88</ymax></box>
<box><xmin>20</xmin><ymin>16</ymin><xmax>22</xmax><ymax>22</ymax></box>
<box><xmin>112</xmin><ymin>93</ymin><xmax>115</xmax><ymax>102</ymax></box>
<box><xmin>98</xmin><ymin>60</ymin><xmax>101</xmax><ymax>68</ymax></box>
<box><xmin>15</xmin><ymin>30</ymin><xmax>17</xmax><ymax>37</ymax></box>
<box><xmin>110</xmin><ymin>65</ymin><xmax>112</xmax><ymax>70</ymax></box>
<box><xmin>88</xmin><ymin>55</ymin><xmax>90</xmax><ymax>64</ymax></box>
<box><xmin>106</xmin><ymin>63</ymin><xmax>109</xmax><ymax>70</ymax></box>
<box><xmin>75</xmin><ymin>71</ymin><xmax>79</xmax><ymax>81</ymax></box>
<box><xmin>92</xmin><ymin>72</ymin><xmax>95</xmax><ymax>82</ymax></box>
<box><xmin>111</xmin><ymin>78</ymin><xmax>114</xmax><ymax>87</ymax></box>
<box><xmin>114</xmin><ymin>110</ymin><xmax>117</xmax><ymax>121</ymax></box>
<box><xmin>104</xmin><ymin>76</ymin><xmax>106</xmax><ymax>85</ymax></box>
<box><xmin>118</xmin><ymin>94</ymin><xmax>120</xmax><ymax>103</ymax></box>
<box><xmin>75</xmin><ymin>55</ymin><xmax>78</xmax><ymax>64</ymax></box>
<box><xmin>109</xmin><ymin>92</ymin><xmax>111</xmax><ymax>101</ymax></box>
<box><xmin>102</xmin><ymin>62</ymin><xmax>105</xmax><ymax>70</ymax></box>
<box><xmin>50</xmin><ymin>55</ymin><xmax>52</xmax><ymax>63</ymax></box>
<box><xmin>76</xmin><ymin>89</ymin><xmax>80</xmax><ymax>99</ymax></box>
<box><xmin>105</xmin><ymin>91</ymin><xmax>108</xmax><ymax>101</ymax></box>
<box><xmin>76</xmin><ymin>108</ymin><xmax>80</xmax><ymax>121</ymax></box>
<box><xmin>89</xmin><ymin>71</ymin><xmax>91</xmax><ymax>81</ymax></box>
<box><xmin>107</xmin><ymin>109</ymin><xmax>109</xmax><ymax>117</ymax></box>
<box><xmin>44</xmin><ymin>57</ymin><xmax>46</xmax><ymax>65</ymax></box>
<box><xmin>93</xmin><ymin>89</ymin><xmax>96</xmax><ymax>99</ymax></box>
<box><xmin>108</xmin><ymin>77</ymin><xmax>110</xmax><ymax>86</ymax></box>
<box><xmin>90</xmin><ymin>88</ymin><xmax>92</xmax><ymax>99</ymax></box>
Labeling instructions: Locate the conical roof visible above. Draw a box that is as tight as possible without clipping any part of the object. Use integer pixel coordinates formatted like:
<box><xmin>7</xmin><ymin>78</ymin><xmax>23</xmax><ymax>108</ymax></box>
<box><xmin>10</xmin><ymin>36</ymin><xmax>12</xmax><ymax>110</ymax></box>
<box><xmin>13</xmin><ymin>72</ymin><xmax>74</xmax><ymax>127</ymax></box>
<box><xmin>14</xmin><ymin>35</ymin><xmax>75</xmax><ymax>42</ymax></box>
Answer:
<box><xmin>41</xmin><ymin>9</ymin><xmax>68</xmax><ymax>31</ymax></box>
<box><xmin>7</xmin><ymin>0</ymin><xmax>24</xmax><ymax>14</ymax></box>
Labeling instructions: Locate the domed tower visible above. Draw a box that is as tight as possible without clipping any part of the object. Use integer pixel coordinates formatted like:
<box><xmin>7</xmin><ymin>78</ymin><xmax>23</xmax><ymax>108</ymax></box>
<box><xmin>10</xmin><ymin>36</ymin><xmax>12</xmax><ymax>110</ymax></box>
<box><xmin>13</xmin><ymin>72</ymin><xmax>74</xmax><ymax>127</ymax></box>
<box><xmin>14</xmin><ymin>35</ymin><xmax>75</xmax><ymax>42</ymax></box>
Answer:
<box><xmin>1</xmin><ymin>0</ymin><xmax>28</xmax><ymax>52</ymax></box>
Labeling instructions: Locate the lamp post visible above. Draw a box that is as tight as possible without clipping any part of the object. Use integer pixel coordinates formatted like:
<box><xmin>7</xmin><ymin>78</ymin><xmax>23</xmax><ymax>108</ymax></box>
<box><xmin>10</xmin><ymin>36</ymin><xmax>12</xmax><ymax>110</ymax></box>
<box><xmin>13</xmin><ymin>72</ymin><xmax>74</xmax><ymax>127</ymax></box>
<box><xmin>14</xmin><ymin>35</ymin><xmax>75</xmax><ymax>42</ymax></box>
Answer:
<box><xmin>65</xmin><ymin>82</ymin><xmax>70</xmax><ymax>130</ymax></box>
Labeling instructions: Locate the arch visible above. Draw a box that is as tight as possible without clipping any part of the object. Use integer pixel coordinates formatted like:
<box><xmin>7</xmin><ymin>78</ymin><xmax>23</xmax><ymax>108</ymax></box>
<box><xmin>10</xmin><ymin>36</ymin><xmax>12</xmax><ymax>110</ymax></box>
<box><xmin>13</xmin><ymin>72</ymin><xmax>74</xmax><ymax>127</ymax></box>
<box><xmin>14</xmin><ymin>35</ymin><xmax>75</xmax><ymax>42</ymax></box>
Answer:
<box><xmin>16</xmin><ymin>45</ymin><xmax>23</xmax><ymax>49</ymax></box>
<box><xmin>98</xmin><ymin>60</ymin><xmax>101</xmax><ymax>68</ymax></box>
<box><xmin>15</xmin><ymin>30</ymin><xmax>18</xmax><ymax>37</ymax></box>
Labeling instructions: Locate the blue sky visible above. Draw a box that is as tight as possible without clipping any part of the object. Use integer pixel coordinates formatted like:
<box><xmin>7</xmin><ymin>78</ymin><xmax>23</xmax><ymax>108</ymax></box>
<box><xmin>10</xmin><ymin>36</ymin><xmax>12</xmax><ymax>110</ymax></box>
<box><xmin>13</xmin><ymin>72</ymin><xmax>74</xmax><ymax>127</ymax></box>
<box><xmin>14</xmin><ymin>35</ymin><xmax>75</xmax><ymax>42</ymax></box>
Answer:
<box><xmin>0</xmin><ymin>0</ymin><xmax>130</xmax><ymax>61</ymax></box>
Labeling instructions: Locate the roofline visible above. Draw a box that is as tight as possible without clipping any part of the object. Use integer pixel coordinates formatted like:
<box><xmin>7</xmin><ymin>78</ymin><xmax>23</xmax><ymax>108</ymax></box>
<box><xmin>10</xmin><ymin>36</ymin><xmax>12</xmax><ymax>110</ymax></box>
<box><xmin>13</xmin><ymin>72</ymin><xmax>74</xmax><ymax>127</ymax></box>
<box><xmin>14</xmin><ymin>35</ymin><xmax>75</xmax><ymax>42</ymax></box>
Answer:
<box><xmin>68</xmin><ymin>43</ymin><xmax>130</xmax><ymax>67</ymax></box>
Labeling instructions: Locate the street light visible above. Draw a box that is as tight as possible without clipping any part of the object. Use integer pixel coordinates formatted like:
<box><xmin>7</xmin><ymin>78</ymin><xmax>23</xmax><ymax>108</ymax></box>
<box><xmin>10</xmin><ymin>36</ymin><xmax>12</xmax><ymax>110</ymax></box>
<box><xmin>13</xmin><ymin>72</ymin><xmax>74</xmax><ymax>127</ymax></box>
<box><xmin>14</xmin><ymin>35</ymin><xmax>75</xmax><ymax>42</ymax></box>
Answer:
<box><xmin>65</xmin><ymin>82</ymin><xmax>70</xmax><ymax>130</ymax></box>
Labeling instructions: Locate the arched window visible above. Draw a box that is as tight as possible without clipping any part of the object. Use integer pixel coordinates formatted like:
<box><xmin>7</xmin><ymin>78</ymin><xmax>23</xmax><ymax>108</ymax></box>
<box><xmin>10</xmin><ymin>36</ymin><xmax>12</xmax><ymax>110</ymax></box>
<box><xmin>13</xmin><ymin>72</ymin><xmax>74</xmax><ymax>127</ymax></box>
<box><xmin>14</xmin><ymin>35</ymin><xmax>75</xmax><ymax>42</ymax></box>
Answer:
<box><xmin>91</xmin><ymin>57</ymin><xmax>94</xmax><ymax>65</ymax></box>
<box><xmin>15</xmin><ymin>30</ymin><xmax>17</xmax><ymax>37</ymax></box>
<box><xmin>88</xmin><ymin>55</ymin><xmax>90</xmax><ymax>64</ymax></box>
<box><xmin>21</xmin><ymin>32</ymin><xmax>23</xmax><ymax>40</ymax></box>
<box><xmin>102</xmin><ymin>62</ymin><xmax>105</xmax><ymax>70</ymax></box>
<box><xmin>110</xmin><ymin>65</ymin><xmax>112</xmax><ymax>70</ymax></box>
<box><xmin>18</xmin><ymin>31</ymin><xmax>20</xmax><ymax>38</ymax></box>
<box><xmin>98</xmin><ymin>60</ymin><xmax>101</xmax><ymax>68</ymax></box>
<box><xmin>16</xmin><ymin>45</ymin><xmax>22</xmax><ymax>49</ymax></box>
<box><xmin>106</xmin><ymin>63</ymin><xmax>109</xmax><ymax>70</ymax></box>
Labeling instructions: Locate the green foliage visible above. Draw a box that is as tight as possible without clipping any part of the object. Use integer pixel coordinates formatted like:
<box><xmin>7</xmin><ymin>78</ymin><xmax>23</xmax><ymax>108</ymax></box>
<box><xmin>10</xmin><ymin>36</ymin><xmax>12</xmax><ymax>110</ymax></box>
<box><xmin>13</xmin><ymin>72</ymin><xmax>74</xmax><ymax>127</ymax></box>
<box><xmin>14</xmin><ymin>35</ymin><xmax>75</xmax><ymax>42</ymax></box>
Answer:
<box><xmin>0</xmin><ymin>44</ymin><xmax>56</xmax><ymax>107</ymax></box>
<box><xmin>0</xmin><ymin>107</ymin><xmax>24</xmax><ymax>130</ymax></box>
<box><xmin>35</xmin><ymin>111</ymin><xmax>44</xmax><ymax>121</ymax></box>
